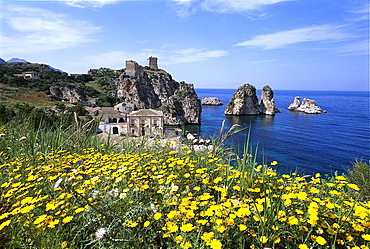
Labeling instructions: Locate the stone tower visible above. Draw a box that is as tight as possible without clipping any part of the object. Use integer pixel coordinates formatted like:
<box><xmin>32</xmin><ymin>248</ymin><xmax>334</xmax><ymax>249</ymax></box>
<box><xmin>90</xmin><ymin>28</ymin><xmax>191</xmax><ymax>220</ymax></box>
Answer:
<box><xmin>147</xmin><ymin>56</ymin><xmax>158</xmax><ymax>70</ymax></box>
<box><xmin>125</xmin><ymin>60</ymin><xmax>143</xmax><ymax>77</ymax></box>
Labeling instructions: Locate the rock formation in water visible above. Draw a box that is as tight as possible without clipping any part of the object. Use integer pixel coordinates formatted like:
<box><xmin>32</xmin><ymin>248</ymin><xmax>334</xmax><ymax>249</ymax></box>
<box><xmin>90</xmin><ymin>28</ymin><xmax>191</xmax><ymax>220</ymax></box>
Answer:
<box><xmin>258</xmin><ymin>85</ymin><xmax>280</xmax><ymax>115</ymax></box>
<box><xmin>49</xmin><ymin>86</ymin><xmax>87</xmax><ymax>103</ymax></box>
<box><xmin>224</xmin><ymin>84</ymin><xmax>279</xmax><ymax>115</ymax></box>
<box><xmin>201</xmin><ymin>97</ymin><xmax>223</xmax><ymax>106</ymax></box>
<box><xmin>287</xmin><ymin>96</ymin><xmax>324</xmax><ymax>114</ymax></box>
<box><xmin>116</xmin><ymin>60</ymin><xmax>201</xmax><ymax>125</ymax></box>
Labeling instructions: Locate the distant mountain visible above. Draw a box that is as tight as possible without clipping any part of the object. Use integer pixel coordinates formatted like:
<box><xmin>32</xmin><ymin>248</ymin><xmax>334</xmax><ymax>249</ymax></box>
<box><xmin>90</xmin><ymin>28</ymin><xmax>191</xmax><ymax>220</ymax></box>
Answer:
<box><xmin>3</xmin><ymin>57</ymin><xmax>64</xmax><ymax>72</ymax></box>
<box><xmin>47</xmin><ymin>65</ymin><xmax>63</xmax><ymax>72</ymax></box>
<box><xmin>6</xmin><ymin>58</ymin><xmax>28</xmax><ymax>63</ymax></box>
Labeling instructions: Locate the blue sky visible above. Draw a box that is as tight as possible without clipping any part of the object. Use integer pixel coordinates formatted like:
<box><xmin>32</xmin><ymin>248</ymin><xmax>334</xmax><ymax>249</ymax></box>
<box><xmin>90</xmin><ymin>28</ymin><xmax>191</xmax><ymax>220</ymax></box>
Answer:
<box><xmin>0</xmin><ymin>0</ymin><xmax>368</xmax><ymax>91</ymax></box>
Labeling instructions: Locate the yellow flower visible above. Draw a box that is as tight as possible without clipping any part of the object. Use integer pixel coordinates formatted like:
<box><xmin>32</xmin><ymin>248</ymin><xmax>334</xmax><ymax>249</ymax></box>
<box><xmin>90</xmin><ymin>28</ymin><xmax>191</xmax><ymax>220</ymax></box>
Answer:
<box><xmin>259</xmin><ymin>236</ymin><xmax>268</xmax><ymax>243</ymax></box>
<box><xmin>180</xmin><ymin>241</ymin><xmax>192</xmax><ymax>249</ymax></box>
<box><xmin>181</xmin><ymin>223</ymin><xmax>195</xmax><ymax>232</ymax></box>
<box><xmin>274</xmin><ymin>237</ymin><xmax>281</xmax><ymax>244</ymax></box>
<box><xmin>184</xmin><ymin>173</ymin><xmax>190</xmax><ymax>178</ymax></box>
<box><xmin>347</xmin><ymin>183</ymin><xmax>360</xmax><ymax>191</ymax></box>
<box><xmin>239</xmin><ymin>224</ymin><xmax>247</xmax><ymax>231</ymax></box>
<box><xmin>0</xmin><ymin>220</ymin><xmax>11</xmax><ymax>231</ymax></box>
<box><xmin>75</xmin><ymin>207</ymin><xmax>85</xmax><ymax>213</ymax></box>
<box><xmin>62</xmin><ymin>216</ymin><xmax>73</xmax><ymax>223</ymax></box>
<box><xmin>362</xmin><ymin>234</ymin><xmax>370</xmax><ymax>241</ymax></box>
<box><xmin>201</xmin><ymin>232</ymin><xmax>215</xmax><ymax>242</ymax></box>
<box><xmin>20</xmin><ymin>205</ymin><xmax>35</xmax><ymax>214</ymax></box>
<box><xmin>208</xmin><ymin>239</ymin><xmax>222</xmax><ymax>249</ymax></box>
<box><xmin>61</xmin><ymin>241</ymin><xmax>68</xmax><ymax>249</ymax></box>
<box><xmin>48</xmin><ymin>219</ymin><xmax>59</xmax><ymax>228</ymax></box>
<box><xmin>175</xmin><ymin>235</ymin><xmax>183</xmax><ymax>243</ymax></box>
<box><xmin>154</xmin><ymin>213</ymin><xmax>162</xmax><ymax>220</ymax></box>
<box><xmin>298</xmin><ymin>244</ymin><xmax>309</xmax><ymax>249</ymax></box>
<box><xmin>144</xmin><ymin>221</ymin><xmax>150</xmax><ymax>227</ymax></box>
<box><xmin>315</xmin><ymin>236</ymin><xmax>327</xmax><ymax>245</ymax></box>
<box><xmin>34</xmin><ymin>214</ymin><xmax>47</xmax><ymax>225</ymax></box>
<box><xmin>287</xmin><ymin>216</ymin><xmax>299</xmax><ymax>226</ymax></box>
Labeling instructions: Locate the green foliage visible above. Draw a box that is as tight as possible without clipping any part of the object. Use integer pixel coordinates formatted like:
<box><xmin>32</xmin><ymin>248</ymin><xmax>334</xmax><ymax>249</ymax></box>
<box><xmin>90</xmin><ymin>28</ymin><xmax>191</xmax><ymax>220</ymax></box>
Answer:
<box><xmin>262</xmin><ymin>85</ymin><xmax>272</xmax><ymax>91</ymax></box>
<box><xmin>347</xmin><ymin>161</ymin><xmax>370</xmax><ymax>200</ymax></box>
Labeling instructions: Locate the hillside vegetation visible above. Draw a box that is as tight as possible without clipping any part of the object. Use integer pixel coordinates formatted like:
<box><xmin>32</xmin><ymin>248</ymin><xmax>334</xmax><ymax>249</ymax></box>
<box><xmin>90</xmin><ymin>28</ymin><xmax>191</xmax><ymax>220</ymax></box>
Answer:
<box><xmin>0</xmin><ymin>62</ymin><xmax>172</xmax><ymax>107</ymax></box>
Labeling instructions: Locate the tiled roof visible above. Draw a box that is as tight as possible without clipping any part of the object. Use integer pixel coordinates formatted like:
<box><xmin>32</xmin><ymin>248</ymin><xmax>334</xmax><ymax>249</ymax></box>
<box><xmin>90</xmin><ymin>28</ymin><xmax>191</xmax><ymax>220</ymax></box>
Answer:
<box><xmin>128</xmin><ymin>109</ymin><xmax>163</xmax><ymax>117</ymax></box>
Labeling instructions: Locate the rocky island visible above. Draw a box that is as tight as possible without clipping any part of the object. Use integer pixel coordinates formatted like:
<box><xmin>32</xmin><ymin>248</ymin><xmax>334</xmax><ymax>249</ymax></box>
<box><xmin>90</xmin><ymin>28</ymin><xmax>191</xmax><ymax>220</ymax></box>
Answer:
<box><xmin>287</xmin><ymin>96</ymin><xmax>325</xmax><ymax>114</ymax></box>
<box><xmin>201</xmin><ymin>97</ymin><xmax>223</xmax><ymax>106</ymax></box>
<box><xmin>224</xmin><ymin>84</ymin><xmax>279</xmax><ymax>115</ymax></box>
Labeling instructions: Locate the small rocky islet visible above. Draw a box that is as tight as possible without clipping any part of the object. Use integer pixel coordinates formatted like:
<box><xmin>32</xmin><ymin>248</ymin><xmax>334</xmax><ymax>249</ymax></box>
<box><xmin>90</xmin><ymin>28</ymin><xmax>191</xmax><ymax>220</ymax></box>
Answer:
<box><xmin>224</xmin><ymin>84</ymin><xmax>280</xmax><ymax>116</ymax></box>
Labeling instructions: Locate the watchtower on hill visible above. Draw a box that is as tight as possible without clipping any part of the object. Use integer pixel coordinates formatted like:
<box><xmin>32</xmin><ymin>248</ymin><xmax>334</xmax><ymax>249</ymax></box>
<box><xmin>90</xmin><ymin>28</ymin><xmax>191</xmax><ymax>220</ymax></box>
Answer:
<box><xmin>147</xmin><ymin>56</ymin><xmax>158</xmax><ymax>70</ymax></box>
<box><xmin>125</xmin><ymin>60</ymin><xmax>143</xmax><ymax>77</ymax></box>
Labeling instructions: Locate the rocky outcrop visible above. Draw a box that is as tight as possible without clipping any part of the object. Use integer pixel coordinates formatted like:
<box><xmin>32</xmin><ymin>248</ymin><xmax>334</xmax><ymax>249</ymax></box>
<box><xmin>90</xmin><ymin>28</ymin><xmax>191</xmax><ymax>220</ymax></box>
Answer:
<box><xmin>49</xmin><ymin>86</ymin><xmax>87</xmax><ymax>103</ymax></box>
<box><xmin>116</xmin><ymin>61</ymin><xmax>201</xmax><ymax>125</ymax></box>
<box><xmin>225</xmin><ymin>84</ymin><xmax>279</xmax><ymax>115</ymax></box>
<box><xmin>202</xmin><ymin>97</ymin><xmax>223</xmax><ymax>106</ymax></box>
<box><xmin>288</xmin><ymin>97</ymin><xmax>324</xmax><ymax>114</ymax></box>
<box><xmin>258</xmin><ymin>85</ymin><xmax>280</xmax><ymax>115</ymax></box>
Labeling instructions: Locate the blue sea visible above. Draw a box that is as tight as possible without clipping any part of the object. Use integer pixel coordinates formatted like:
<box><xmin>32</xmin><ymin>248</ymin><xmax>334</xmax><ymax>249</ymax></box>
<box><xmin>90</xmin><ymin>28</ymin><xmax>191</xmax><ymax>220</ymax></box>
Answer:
<box><xmin>189</xmin><ymin>89</ymin><xmax>370</xmax><ymax>176</ymax></box>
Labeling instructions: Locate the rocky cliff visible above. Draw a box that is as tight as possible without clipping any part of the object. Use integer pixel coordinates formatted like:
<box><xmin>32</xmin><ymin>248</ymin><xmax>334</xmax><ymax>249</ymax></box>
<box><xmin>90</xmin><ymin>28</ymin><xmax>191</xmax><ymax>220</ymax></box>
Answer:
<box><xmin>288</xmin><ymin>96</ymin><xmax>324</xmax><ymax>114</ymax></box>
<box><xmin>258</xmin><ymin>85</ymin><xmax>280</xmax><ymax>115</ymax></box>
<box><xmin>116</xmin><ymin>62</ymin><xmax>201</xmax><ymax>125</ymax></box>
<box><xmin>225</xmin><ymin>84</ymin><xmax>279</xmax><ymax>115</ymax></box>
<box><xmin>49</xmin><ymin>86</ymin><xmax>87</xmax><ymax>103</ymax></box>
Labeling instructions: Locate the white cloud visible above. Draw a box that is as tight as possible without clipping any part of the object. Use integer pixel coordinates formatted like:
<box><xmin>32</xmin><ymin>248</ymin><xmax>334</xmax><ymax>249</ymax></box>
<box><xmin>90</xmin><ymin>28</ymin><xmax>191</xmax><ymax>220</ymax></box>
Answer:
<box><xmin>201</xmin><ymin>0</ymin><xmax>292</xmax><ymax>12</ymax></box>
<box><xmin>0</xmin><ymin>5</ymin><xmax>100</xmax><ymax>55</ymax></box>
<box><xmin>336</xmin><ymin>40</ymin><xmax>369</xmax><ymax>56</ymax></box>
<box><xmin>165</xmin><ymin>48</ymin><xmax>229</xmax><ymax>64</ymax></box>
<box><xmin>170</xmin><ymin>0</ymin><xmax>292</xmax><ymax>16</ymax></box>
<box><xmin>236</xmin><ymin>25</ymin><xmax>352</xmax><ymax>49</ymax></box>
<box><xmin>64</xmin><ymin>0</ymin><xmax>121</xmax><ymax>8</ymax></box>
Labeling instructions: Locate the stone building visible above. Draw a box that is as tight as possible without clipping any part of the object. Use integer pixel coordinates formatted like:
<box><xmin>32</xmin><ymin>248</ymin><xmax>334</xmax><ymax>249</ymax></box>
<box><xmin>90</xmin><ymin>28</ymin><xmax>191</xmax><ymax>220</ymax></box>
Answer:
<box><xmin>127</xmin><ymin>109</ymin><xmax>164</xmax><ymax>136</ymax></box>
<box><xmin>14</xmin><ymin>71</ymin><xmax>41</xmax><ymax>79</ymax></box>
<box><xmin>89</xmin><ymin>103</ymin><xmax>164</xmax><ymax>136</ymax></box>
<box><xmin>147</xmin><ymin>56</ymin><xmax>158</xmax><ymax>70</ymax></box>
<box><xmin>125</xmin><ymin>60</ymin><xmax>144</xmax><ymax>77</ymax></box>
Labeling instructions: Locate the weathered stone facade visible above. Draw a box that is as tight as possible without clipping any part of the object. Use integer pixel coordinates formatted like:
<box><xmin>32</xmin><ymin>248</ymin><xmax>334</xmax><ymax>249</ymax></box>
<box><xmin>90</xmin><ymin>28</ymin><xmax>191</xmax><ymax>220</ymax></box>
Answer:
<box><xmin>125</xmin><ymin>60</ymin><xmax>144</xmax><ymax>78</ymax></box>
<box><xmin>148</xmin><ymin>56</ymin><xmax>158</xmax><ymax>70</ymax></box>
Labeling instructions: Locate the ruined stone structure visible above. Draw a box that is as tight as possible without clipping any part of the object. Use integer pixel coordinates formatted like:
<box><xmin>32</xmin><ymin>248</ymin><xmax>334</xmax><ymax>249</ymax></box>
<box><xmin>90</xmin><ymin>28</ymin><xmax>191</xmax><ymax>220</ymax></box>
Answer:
<box><xmin>148</xmin><ymin>56</ymin><xmax>158</xmax><ymax>70</ymax></box>
<box><xmin>125</xmin><ymin>60</ymin><xmax>144</xmax><ymax>77</ymax></box>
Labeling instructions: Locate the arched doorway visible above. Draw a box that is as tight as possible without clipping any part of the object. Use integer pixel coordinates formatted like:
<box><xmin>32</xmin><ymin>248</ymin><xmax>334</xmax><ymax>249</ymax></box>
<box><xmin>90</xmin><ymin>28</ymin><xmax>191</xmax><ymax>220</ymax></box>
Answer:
<box><xmin>113</xmin><ymin>127</ymin><xmax>119</xmax><ymax>134</ymax></box>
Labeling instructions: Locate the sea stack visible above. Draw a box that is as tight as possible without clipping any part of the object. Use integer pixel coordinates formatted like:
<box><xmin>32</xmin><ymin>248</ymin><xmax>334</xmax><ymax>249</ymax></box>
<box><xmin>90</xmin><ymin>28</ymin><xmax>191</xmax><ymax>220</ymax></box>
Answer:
<box><xmin>258</xmin><ymin>85</ymin><xmax>280</xmax><ymax>115</ymax></box>
<box><xmin>225</xmin><ymin>84</ymin><xmax>279</xmax><ymax>115</ymax></box>
<box><xmin>288</xmin><ymin>96</ymin><xmax>325</xmax><ymax>114</ymax></box>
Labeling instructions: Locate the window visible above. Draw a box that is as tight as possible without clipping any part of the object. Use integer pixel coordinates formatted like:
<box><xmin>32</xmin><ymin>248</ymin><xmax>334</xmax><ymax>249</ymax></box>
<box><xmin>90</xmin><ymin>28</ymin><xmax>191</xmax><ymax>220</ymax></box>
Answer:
<box><xmin>141</xmin><ymin>120</ymin><xmax>145</xmax><ymax>126</ymax></box>
<box><xmin>153</xmin><ymin>119</ymin><xmax>158</xmax><ymax>126</ymax></box>
<box><xmin>130</xmin><ymin>119</ymin><xmax>135</xmax><ymax>125</ymax></box>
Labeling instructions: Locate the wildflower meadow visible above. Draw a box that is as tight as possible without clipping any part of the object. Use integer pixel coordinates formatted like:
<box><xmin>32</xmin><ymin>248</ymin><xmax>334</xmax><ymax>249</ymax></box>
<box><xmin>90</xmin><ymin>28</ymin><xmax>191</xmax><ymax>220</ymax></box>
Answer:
<box><xmin>0</xmin><ymin>118</ymin><xmax>369</xmax><ymax>249</ymax></box>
